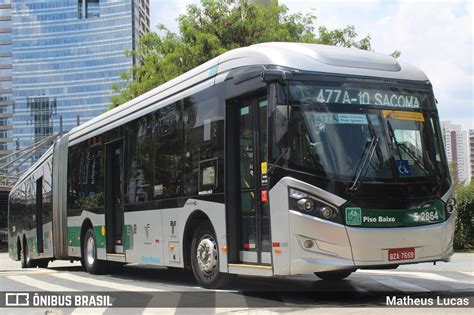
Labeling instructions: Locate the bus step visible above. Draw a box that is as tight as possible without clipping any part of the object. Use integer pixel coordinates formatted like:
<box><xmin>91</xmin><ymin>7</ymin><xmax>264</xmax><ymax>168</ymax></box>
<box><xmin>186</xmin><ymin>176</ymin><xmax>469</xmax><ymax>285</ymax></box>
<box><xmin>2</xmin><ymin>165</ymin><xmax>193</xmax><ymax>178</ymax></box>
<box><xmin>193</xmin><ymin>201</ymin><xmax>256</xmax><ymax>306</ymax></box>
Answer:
<box><xmin>227</xmin><ymin>263</ymin><xmax>273</xmax><ymax>276</ymax></box>
<box><xmin>106</xmin><ymin>253</ymin><xmax>126</xmax><ymax>262</ymax></box>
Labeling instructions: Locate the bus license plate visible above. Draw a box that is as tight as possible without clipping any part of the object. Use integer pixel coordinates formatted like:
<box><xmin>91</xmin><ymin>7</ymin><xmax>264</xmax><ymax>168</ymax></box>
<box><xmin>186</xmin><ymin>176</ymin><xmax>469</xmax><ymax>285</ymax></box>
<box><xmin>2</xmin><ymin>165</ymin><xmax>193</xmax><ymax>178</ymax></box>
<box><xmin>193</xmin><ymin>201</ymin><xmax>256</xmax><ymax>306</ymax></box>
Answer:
<box><xmin>388</xmin><ymin>247</ymin><xmax>415</xmax><ymax>261</ymax></box>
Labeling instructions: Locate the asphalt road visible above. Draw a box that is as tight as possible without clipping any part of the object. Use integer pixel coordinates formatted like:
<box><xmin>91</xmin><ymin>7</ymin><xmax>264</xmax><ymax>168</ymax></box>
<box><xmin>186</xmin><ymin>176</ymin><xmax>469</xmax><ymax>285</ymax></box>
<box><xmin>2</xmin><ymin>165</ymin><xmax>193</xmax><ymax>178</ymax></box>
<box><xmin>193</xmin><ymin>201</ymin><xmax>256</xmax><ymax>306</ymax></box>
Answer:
<box><xmin>0</xmin><ymin>252</ymin><xmax>472</xmax><ymax>314</ymax></box>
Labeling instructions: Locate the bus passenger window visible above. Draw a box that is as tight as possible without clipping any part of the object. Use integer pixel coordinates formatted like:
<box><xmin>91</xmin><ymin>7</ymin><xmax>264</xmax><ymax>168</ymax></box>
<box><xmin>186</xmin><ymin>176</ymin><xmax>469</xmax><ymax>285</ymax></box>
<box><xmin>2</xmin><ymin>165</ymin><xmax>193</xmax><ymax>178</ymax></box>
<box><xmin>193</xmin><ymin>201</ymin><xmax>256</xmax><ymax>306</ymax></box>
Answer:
<box><xmin>154</xmin><ymin>102</ymin><xmax>182</xmax><ymax>198</ymax></box>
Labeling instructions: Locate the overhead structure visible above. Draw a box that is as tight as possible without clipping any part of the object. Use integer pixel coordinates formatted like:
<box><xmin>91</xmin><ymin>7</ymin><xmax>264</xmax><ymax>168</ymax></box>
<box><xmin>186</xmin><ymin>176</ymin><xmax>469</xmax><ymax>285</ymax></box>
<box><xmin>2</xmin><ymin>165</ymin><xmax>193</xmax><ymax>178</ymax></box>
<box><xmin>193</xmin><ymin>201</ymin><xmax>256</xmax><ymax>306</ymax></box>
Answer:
<box><xmin>0</xmin><ymin>133</ymin><xmax>59</xmax><ymax>189</ymax></box>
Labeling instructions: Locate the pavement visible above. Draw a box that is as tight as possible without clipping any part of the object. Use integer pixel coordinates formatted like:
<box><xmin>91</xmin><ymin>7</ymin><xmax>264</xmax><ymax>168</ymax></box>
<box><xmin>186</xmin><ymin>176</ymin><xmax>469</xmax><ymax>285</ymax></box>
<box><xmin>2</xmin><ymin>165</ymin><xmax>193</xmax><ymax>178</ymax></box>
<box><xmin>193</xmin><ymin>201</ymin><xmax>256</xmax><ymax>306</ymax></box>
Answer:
<box><xmin>0</xmin><ymin>252</ymin><xmax>472</xmax><ymax>314</ymax></box>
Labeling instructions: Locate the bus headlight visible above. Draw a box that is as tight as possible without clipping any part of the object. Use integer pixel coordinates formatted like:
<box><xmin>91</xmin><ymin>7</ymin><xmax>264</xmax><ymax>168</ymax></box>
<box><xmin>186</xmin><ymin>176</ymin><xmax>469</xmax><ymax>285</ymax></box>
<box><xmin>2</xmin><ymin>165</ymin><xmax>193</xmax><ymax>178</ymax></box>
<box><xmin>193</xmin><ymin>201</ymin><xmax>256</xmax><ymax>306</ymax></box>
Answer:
<box><xmin>446</xmin><ymin>197</ymin><xmax>456</xmax><ymax>214</ymax></box>
<box><xmin>297</xmin><ymin>198</ymin><xmax>315</xmax><ymax>212</ymax></box>
<box><xmin>289</xmin><ymin>188</ymin><xmax>342</xmax><ymax>223</ymax></box>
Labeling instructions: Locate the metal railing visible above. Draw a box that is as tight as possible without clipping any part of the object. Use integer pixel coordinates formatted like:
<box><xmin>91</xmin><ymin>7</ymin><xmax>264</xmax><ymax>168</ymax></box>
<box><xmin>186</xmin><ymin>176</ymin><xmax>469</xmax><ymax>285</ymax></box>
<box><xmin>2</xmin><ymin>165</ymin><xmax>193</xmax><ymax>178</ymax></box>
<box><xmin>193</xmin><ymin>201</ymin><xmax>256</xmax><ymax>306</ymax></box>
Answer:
<box><xmin>0</xmin><ymin>133</ymin><xmax>59</xmax><ymax>188</ymax></box>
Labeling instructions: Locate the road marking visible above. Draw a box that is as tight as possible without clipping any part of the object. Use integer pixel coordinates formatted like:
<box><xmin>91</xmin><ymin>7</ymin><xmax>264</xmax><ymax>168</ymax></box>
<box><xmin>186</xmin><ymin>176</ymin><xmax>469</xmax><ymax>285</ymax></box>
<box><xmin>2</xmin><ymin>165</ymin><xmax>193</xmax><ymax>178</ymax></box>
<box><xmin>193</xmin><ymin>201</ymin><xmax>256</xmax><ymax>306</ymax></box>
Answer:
<box><xmin>460</xmin><ymin>271</ymin><xmax>474</xmax><ymax>277</ymax></box>
<box><xmin>357</xmin><ymin>270</ymin><xmax>470</xmax><ymax>283</ymax></box>
<box><xmin>52</xmin><ymin>272</ymin><xmax>163</xmax><ymax>292</ymax></box>
<box><xmin>7</xmin><ymin>275</ymin><xmax>78</xmax><ymax>291</ymax></box>
<box><xmin>371</xmin><ymin>275</ymin><xmax>430</xmax><ymax>292</ymax></box>
<box><xmin>0</xmin><ymin>270</ymin><xmax>57</xmax><ymax>276</ymax></box>
<box><xmin>71</xmin><ymin>307</ymin><xmax>106</xmax><ymax>315</ymax></box>
<box><xmin>142</xmin><ymin>308</ymin><xmax>178</xmax><ymax>314</ymax></box>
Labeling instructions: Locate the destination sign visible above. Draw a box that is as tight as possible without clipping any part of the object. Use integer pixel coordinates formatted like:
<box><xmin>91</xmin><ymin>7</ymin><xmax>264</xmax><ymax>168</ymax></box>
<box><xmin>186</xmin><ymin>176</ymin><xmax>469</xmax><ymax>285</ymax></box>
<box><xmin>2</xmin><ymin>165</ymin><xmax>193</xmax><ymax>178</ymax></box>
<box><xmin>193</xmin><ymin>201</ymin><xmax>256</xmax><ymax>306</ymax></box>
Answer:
<box><xmin>290</xmin><ymin>83</ymin><xmax>433</xmax><ymax>109</ymax></box>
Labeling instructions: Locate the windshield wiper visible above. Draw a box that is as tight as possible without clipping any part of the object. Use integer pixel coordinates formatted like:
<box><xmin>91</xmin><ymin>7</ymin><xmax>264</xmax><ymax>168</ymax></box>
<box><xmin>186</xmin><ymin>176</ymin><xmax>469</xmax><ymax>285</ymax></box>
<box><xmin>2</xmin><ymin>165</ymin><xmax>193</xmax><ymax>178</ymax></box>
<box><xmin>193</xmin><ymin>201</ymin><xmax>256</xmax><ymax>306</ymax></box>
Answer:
<box><xmin>348</xmin><ymin>136</ymin><xmax>379</xmax><ymax>192</ymax></box>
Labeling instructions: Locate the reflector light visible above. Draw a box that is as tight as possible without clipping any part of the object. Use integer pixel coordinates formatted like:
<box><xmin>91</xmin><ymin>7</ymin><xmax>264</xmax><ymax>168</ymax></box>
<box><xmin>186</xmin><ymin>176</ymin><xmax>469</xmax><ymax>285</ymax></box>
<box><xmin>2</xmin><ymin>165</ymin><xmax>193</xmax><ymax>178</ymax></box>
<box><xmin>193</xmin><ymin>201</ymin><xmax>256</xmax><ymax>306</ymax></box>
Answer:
<box><xmin>261</xmin><ymin>190</ymin><xmax>268</xmax><ymax>202</ymax></box>
<box><xmin>272</xmin><ymin>242</ymin><xmax>280</xmax><ymax>247</ymax></box>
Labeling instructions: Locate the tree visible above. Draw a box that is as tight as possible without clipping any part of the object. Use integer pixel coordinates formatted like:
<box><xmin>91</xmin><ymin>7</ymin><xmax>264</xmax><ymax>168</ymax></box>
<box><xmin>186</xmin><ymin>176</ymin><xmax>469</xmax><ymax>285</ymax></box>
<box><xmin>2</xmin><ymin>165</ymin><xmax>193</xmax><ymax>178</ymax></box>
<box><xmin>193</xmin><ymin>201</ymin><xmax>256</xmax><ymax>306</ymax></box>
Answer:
<box><xmin>111</xmin><ymin>0</ymin><xmax>376</xmax><ymax>108</ymax></box>
<box><xmin>454</xmin><ymin>182</ymin><xmax>474</xmax><ymax>250</ymax></box>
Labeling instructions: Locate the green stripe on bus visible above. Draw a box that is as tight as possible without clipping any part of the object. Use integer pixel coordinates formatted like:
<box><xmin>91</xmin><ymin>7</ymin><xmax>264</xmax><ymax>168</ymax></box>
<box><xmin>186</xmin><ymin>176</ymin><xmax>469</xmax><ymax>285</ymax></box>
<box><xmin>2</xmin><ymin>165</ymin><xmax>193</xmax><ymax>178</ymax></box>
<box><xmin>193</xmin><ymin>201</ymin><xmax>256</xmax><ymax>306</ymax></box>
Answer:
<box><xmin>67</xmin><ymin>226</ymin><xmax>106</xmax><ymax>248</ymax></box>
<box><xmin>344</xmin><ymin>200</ymin><xmax>446</xmax><ymax>227</ymax></box>
<box><xmin>66</xmin><ymin>225</ymin><xmax>131</xmax><ymax>249</ymax></box>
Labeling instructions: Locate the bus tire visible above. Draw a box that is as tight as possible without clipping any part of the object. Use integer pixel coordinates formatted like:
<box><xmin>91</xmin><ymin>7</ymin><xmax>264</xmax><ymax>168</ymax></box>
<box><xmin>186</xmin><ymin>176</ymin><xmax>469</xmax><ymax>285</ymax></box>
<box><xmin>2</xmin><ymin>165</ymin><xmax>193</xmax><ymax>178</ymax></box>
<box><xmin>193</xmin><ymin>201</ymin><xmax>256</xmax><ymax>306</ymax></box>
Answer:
<box><xmin>190</xmin><ymin>221</ymin><xmax>232</xmax><ymax>289</ymax></box>
<box><xmin>21</xmin><ymin>238</ymin><xmax>35</xmax><ymax>268</ymax></box>
<box><xmin>36</xmin><ymin>259</ymin><xmax>49</xmax><ymax>269</ymax></box>
<box><xmin>83</xmin><ymin>228</ymin><xmax>106</xmax><ymax>274</ymax></box>
<box><xmin>315</xmin><ymin>269</ymin><xmax>354</xmax><ymax>280</ymax></box>
<box><xmin>108</xmin><ymin>262</ymin><xmax>124</xmax><ymax>274</ymax></box>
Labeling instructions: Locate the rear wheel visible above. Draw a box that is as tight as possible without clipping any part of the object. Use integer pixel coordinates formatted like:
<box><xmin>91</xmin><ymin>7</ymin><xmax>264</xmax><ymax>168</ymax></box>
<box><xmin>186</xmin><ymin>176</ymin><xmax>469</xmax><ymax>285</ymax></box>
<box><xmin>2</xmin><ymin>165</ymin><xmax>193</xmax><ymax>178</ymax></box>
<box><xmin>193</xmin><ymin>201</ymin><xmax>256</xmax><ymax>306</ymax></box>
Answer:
<box><xmin>35</xmin><ymin>259</ymin><xmax>49</xmax><ymax>268</ymax></box>
<box><xmin>21</xmin><ymin>238</ymin><xmax>36</xmax><ymax>268</ymax></box>
<box><xmin>315</xmin><ymin>269</ymin><xmax>354</xmax><ymax>280</ymax></box>
<box><xmin>190</xmin><ymin>222</ymin><xmax>232</xmax><ymax>289</ymax></box>
<box><xmin>83</xmin><ymin>229</ymin><xmax>107</xmax><ymax>274</ymax></box>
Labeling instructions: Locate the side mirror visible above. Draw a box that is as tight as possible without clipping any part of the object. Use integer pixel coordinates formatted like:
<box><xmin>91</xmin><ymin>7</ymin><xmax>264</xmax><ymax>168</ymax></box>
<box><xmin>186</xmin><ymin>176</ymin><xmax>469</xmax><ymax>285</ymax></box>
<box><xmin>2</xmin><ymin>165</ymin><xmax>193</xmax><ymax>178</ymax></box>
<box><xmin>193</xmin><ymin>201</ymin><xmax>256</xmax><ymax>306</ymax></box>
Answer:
<box><xmin>262</xmin><ymin>69</ymin><xmax>292</xmax><ymax>83</ymax></box>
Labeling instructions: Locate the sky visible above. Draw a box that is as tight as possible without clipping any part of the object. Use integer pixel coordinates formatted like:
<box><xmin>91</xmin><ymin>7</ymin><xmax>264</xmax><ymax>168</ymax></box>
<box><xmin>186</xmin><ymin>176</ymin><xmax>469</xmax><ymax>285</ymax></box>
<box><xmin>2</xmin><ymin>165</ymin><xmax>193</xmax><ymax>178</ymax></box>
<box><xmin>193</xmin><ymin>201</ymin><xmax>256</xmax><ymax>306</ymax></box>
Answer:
<box><xmin>149</xmin><ymin>0</ymin><xmax>473</xmax><ymax>131</ymax></box>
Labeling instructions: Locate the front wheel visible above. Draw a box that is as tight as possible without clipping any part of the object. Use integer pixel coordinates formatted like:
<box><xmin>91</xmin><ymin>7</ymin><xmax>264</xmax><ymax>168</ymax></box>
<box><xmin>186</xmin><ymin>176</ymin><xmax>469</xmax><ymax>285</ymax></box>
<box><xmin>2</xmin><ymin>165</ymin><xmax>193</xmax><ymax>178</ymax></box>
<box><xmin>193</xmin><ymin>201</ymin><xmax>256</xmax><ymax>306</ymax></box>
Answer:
<box><xmin>190</xmin><ymin>222</ymin><xmax>232</xmax><ymax>289</ymax></box>
<box><xmin>315</xmin><ymin>269</ymin><xmax>354</xmax><ymax>280</ymax></box>
<box><xmin>83</xmin><ymin>229</ymin><xmax>107</xmax><ymax>274</ymax></box>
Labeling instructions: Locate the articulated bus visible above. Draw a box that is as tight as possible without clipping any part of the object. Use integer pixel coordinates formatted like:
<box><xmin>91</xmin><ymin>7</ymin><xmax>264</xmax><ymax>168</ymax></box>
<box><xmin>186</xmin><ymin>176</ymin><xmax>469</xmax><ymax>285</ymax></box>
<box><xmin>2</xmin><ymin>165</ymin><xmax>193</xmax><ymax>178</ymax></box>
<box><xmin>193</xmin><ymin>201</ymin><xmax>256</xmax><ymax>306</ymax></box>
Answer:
<box><xmin>8</xmin><ymin>42</ymin><xmax>455</xmax><ymax>288</ymax></box>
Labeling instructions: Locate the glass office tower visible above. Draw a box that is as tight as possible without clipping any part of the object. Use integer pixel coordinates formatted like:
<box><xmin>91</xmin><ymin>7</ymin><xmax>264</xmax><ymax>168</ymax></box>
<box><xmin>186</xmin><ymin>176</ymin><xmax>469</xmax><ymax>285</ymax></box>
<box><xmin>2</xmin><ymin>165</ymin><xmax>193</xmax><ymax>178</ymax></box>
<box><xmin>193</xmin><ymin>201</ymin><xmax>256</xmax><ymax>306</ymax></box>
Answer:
<box><xmin>0</xmin><ymin>0</ymin><xmax>12</xmax><ymax>159</ymax></box>
<box><xmin>10</xmin><ymin>0</ymin><xmax>149</xmax><ymax>166</ymax></box>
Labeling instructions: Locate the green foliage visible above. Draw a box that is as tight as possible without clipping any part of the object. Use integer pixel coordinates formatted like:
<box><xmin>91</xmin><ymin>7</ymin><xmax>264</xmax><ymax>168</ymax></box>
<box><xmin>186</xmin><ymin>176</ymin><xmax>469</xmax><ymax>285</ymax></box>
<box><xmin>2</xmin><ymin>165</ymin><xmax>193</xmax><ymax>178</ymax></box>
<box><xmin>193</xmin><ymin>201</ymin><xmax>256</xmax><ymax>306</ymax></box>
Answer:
<box><xmin>453</xmin><ymin>182</ymin><xmax>474</xmax><ymax>250</ymax></box>
<box><xmin>390</xmin><ymin>50</ymin><xmax>401</xmax><ymax>58</ymax></box>
<box><xmin>72</xmin><ymin>193</ymin><xmax>104</xmax><ymax>210</ymax></box>
<box><xmin>111</xmin><ymin>0</ymin><xmax>374</xmax><ymax>108</ymax></box>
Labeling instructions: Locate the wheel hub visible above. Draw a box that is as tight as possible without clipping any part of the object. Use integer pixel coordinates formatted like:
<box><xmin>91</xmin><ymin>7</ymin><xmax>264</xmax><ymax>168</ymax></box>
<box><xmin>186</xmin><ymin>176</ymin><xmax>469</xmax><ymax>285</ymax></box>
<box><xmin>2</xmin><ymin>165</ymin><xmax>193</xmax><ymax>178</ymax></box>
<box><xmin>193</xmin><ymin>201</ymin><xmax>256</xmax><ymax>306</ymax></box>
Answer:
<box><xmin>196</xmin><ymin>236</ymin><xmax>218</xmax><ymax>274</ymax></box>
<box><xmin>86</xmin><ymin>237</ymin><xmax>96</xmax><ymax>265</ymax></box>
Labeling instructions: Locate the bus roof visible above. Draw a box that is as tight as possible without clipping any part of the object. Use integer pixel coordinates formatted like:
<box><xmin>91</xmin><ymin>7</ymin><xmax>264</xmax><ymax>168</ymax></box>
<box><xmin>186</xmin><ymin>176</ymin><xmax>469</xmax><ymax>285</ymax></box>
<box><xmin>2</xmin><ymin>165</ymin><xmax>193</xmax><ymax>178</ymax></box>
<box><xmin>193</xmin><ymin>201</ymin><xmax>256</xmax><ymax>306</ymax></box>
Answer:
<box><xmin>68</xmin><ymin>42</ymin><xmax>429</xmax><ymax>143</ymax></box>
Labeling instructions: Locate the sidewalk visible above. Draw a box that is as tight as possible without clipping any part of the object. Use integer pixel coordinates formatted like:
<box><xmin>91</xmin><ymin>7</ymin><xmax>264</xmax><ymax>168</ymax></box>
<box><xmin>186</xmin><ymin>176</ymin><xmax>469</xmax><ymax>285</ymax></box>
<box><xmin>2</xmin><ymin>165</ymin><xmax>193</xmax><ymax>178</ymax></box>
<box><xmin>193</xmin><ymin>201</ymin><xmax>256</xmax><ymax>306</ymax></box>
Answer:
<box><xmin>397</xmin><ymin>253</ymin><xmax>473</xmax><ymax>272</ymax></box>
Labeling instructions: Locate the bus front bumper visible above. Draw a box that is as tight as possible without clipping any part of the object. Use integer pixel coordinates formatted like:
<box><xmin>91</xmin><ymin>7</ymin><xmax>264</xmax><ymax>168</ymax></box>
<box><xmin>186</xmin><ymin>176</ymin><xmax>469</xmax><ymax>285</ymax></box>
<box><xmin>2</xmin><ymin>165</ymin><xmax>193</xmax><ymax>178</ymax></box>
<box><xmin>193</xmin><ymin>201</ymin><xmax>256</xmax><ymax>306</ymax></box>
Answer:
<box><xmin>286</xmin><ymin>210</ymin><xmax>455</xmax><ymax>275</ymax></box>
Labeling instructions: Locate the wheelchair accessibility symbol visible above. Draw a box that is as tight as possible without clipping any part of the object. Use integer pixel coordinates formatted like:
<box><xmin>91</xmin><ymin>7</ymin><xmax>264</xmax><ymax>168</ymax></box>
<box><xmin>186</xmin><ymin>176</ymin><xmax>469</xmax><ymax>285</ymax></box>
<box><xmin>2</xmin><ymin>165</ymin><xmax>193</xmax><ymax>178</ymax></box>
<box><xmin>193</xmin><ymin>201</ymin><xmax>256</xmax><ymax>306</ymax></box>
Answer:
<box><xmin>396</xmin><ymin>160</ymin><xmax>411</xmax><ymax>176</ymax></box>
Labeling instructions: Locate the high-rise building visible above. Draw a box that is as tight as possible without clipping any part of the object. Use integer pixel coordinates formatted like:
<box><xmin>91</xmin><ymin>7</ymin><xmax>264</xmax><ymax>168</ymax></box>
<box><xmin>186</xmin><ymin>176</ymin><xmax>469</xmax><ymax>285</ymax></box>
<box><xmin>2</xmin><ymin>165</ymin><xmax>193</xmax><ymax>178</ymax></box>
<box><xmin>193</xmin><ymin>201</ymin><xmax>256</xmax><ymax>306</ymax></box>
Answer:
<box><xmin>9</xmin><ymin>0</ymin><xmax>149</xmax><ymax>166</ymax></box>
<box><xmin>441</xmin><ymin>121</ymin><xmax>471</xmax><ymax>184</ymax></box>
<box><xmin>0</xmin><ymin>0</ymin><xmax>13</xmax><ymax>159</ymax></box>
<box><xmin>469</xmin><ymin>129</ymin><xmax>474</xmax><ymax>181</ymax></box>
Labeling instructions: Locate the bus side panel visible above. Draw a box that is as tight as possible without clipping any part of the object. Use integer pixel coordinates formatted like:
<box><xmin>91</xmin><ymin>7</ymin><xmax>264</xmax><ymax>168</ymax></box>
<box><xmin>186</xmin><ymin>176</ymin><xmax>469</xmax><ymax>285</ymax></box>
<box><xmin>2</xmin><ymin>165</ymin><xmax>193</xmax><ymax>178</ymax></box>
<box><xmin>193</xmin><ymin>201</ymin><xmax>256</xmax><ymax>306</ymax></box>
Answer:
<box><xmin>39</xmin><ymin>156</ymin><xmax>55</xmax><ymax>259</ymax></box>
<box><xmin>123</xmin><ymin>210</ymin><xmax>163</xmax><ymax>265</ymax></box>
<box><xmin>160</xmin><ymin>199</ymin><xmax>228</xmax><ymax>271</ymax></box>
<box><xmin>52</xmin><ymin>134</ymin><xmax>69</xmax><ymax>259</ymax></box>
<box><xmin>8</xmin><ymin>154</ymin><xmax>56</xmax><ymax>262</ymax></box>
<box><xmin>67</xmin><ymin>210</ymin><xmax>106</xmax><ymax>259</ymax></box>
<box><xmin>8</xmin><ymin>186</ymin><xmax>21</xmax><ymax>260</ymax></box>
<box><xmin>119</xmin><ymin>200</ymin><xmax>227</xmax><ymax>270</ymax></box>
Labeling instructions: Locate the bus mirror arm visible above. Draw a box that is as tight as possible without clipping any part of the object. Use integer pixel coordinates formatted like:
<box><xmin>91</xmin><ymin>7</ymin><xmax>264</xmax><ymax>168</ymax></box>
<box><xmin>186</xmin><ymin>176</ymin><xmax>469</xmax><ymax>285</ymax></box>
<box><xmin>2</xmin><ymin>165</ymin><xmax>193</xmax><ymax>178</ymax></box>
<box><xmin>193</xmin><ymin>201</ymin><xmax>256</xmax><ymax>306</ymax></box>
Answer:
<box><xmin>269</xmin><ymin>147</ymin><xmax>290</xmax><ymax>175</ymax></box>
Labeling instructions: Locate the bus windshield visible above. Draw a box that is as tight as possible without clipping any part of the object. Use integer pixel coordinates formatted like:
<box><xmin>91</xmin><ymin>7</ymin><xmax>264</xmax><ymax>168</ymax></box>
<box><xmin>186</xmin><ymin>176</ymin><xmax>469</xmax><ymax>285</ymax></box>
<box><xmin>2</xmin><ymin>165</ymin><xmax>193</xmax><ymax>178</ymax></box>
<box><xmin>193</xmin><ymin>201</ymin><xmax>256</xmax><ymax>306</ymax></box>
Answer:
<box><xmin>277</xmin><ymin>81</ymin><xmax>448</xmax><ymax>185</ymax></box>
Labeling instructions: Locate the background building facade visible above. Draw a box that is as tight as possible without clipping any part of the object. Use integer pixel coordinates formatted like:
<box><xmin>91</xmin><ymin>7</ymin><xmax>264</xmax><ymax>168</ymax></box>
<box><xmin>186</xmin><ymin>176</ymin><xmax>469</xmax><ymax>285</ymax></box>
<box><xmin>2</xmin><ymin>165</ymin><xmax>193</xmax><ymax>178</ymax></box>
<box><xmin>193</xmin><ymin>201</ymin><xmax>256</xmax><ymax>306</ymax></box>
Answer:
<box><xmin>470</xmin><ymin>129</ymin><xmax>474</xmax><ymax>182</ymax></box>
<box><xmin>0</xmin><ymin>0</ymin><xmax>12</xmax><ymax>159</ymax></box>
<box><xmin>9</xmin><ymin>0</ymin><xmax>149</xmax><ymax>166</ymax></box>
<box><xmin>441</xmin><ymin>121</ymin><xmax>471</xmax><ymax>184</ymax></box>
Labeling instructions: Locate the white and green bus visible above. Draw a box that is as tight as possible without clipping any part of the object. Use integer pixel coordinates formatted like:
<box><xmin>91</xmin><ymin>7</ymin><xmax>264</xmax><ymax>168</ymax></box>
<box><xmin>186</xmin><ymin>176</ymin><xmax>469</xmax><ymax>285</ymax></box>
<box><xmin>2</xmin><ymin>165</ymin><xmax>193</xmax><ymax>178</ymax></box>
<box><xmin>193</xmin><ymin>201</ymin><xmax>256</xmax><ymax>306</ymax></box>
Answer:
<box><xmin>9</xmin><ymin>42</ymin><xmax>455</xmax><ymax>288</ymax></box>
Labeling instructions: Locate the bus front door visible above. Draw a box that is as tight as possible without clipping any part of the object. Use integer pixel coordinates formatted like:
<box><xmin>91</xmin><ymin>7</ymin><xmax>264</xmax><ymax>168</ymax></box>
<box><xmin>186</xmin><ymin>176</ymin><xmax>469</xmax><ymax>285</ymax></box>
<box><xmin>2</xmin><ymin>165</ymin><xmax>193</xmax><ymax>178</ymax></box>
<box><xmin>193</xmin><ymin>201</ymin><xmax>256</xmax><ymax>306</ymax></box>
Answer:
<box><xmin>228</xmin><ymin>95</ymin><xmax>271</xmax><ymax>265</ymax></box>
<box><xmin>105</xmin><ymin>140</ymin><xmax>125</xmax><ymax>254</ymax></box>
